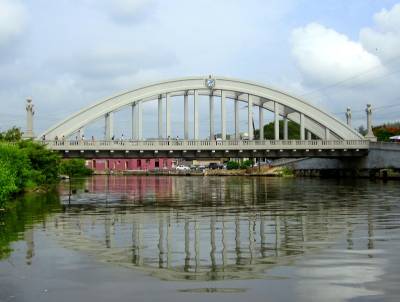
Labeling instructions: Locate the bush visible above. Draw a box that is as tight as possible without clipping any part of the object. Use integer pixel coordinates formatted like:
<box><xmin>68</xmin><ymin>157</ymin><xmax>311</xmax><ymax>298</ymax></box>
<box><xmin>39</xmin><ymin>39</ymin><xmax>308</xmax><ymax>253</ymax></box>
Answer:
<box><xmin>0</xmin><ymin>161</ymin><xmax>18</xmax><ymax>206</ymax></box>
<box><xmin>18</xmin><ymin>140</ymin><xmax>61</xmax><ymax>185</ymax></box>
<box><xmin>281</xmin><ymin>166</ymin><xmax>294</xmax><ymax>176</ymax></box>
<box><xmin>0</xmin><ymin>139</ymin><xmax>62</xmax><ymax>203</ymax></box>
<box><xmin>0</xmin><ymin>144</ymin><xmax>31</xmax><ymax>191</ymax></box>
<box><xmin>226</xmin><ymin>161</ymin><xmax>240</xmax><ymax>170</ymax></box>
<box><xmin>60</xmin><ymin>159</ymin><xmax>93</xmax><ymax>177</ymax></box>
<box><xmin>240</xmin><ymin>160</ymin><xmax>253</xmax><ymax>169</ymax></box>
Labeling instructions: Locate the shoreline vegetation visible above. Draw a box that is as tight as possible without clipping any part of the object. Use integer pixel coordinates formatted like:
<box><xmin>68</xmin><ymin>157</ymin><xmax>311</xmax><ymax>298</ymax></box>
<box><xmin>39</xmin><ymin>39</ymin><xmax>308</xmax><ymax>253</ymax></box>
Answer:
<box><xmin>0</xmin><ymin>127</ymin><xmax>91</xmax><ymax>208</ymax></box>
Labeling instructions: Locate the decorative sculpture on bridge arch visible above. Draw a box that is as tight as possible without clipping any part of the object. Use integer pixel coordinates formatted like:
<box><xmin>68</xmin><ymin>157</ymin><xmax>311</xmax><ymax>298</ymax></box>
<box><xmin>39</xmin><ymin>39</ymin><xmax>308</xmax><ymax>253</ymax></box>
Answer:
<box><xmin>41</xmin><ymin>76</ymin><xmax>365</xmax><ymax>141</ymax></box>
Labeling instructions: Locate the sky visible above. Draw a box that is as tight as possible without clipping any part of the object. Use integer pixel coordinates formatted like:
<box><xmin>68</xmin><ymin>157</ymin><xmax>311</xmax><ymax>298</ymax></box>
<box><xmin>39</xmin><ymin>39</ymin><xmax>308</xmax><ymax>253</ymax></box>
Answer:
<box><xmin>0</xmin><ymin>0</ymin><xmax>400</xmax><ymax>138</ymax></box>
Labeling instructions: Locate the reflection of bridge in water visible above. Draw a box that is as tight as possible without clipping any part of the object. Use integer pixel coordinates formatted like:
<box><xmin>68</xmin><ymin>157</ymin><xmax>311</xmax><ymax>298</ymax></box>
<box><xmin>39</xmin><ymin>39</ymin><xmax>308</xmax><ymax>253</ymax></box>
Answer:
<box><xmin>51</xmin><ymin>176</ymin><xmax>378</xmax><ymax>280</ymax></box>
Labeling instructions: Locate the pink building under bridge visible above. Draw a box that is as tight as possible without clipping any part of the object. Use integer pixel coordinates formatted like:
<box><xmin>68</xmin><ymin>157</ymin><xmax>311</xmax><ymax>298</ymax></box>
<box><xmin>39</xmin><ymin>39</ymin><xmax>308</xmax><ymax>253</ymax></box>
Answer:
<box><xmin>85</xmin><ymin>158</ymin><xmax>174</xmax><ymax>172</ymax></box>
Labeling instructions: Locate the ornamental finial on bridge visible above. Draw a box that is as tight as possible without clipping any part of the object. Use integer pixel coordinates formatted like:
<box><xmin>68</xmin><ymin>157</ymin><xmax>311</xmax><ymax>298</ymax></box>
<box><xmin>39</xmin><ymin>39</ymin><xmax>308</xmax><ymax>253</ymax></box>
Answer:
<box><xmin>205</xmin><ymin>75</ymin><xmax>215</xmax><ymax>89</ymax></box>
<box><xmin>346</xmin><ymin>107</ymin><xmax>352</xmax><ymax>128</ymax></box>
<box><xmin>365</xmin><ymin>104</ymin><xmax>377</xmax><ymax>142</ymax></box>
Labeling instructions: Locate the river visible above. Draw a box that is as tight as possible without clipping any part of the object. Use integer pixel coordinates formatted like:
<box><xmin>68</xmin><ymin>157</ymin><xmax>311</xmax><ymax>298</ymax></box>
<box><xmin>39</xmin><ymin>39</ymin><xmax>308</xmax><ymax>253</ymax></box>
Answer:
<box><xmin>1</xmin><ymin>176</ymin><xmax>400</xmax><ymax>302</ymax></box>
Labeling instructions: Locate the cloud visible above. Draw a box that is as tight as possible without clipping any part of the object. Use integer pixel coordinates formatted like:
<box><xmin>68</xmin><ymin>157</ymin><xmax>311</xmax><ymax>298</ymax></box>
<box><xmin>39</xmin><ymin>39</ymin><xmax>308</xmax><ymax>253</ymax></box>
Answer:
<box><xmin>290</xmin><ymin>4</ymin><xmax>400</xmax><ymax>127</ymax></box>
<box><xmin>50</xmin><ymin>46</ymin><xmax>178</xmax><ymax>93</ymax></box>
<box><xmin>86</xmin><ymin>0</ymin><xmax>157</xmax><ymax>24</ymax></box>
<box><xmin>360</xmin><ymin>3</ymin><xmax>400</xmax><ymax>63</ymax></box>
<box><xmin>291</xmin><ymin>23</ymin><xmax>382</xmax><ymax>86</ymax></box>
<box><xmin>0</xmin><ymin>0</ymin><xmax>27</xmax><ymax>48</ymax></box>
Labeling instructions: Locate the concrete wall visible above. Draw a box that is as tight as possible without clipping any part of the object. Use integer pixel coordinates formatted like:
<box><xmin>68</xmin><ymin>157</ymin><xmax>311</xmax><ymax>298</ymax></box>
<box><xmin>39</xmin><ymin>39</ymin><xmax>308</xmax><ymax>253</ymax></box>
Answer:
<box><xmin>285</xmin><ymin>142</ymin><xmax>400</xmax><ymax>171</ymax></box>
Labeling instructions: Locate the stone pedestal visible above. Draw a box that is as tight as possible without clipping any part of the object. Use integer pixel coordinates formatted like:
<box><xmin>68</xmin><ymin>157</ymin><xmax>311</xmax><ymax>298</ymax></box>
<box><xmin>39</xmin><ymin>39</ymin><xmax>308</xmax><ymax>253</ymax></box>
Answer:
<box><xmin>23</xmin><ymin>98</ymin><xmax>35</xmax><ymax>139</ymax></box>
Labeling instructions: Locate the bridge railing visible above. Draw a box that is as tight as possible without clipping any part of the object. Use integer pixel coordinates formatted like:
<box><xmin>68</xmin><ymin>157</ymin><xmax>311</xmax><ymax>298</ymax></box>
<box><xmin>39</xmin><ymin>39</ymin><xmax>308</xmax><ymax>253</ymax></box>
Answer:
<box><xmin>41</xmin><ymin>139</ymin><xmax>370</xmax><ymax>151</ymax></box>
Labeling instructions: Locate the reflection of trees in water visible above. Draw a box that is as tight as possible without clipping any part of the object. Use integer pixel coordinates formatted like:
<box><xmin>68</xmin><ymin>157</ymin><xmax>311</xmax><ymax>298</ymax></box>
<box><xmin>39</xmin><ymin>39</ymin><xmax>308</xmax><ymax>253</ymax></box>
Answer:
<box><xmin>0</xmin><ymin>191</ymin><xmax>61</xmax><ymax>261</ymax></box>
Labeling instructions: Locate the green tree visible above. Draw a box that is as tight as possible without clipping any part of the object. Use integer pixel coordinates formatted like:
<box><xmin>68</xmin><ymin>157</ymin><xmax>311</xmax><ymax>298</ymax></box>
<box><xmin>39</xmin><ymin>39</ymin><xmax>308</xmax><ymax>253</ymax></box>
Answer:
<box><xmin>255</xmin><ymin>120</ymin><xmax>302</xmax><ymax>139</ymax></box>
<box><xmin>18</xmin><ymin>140</ymin><xmax>61</xmax><ymax>185</ymax></box>
<box><xmin>60</xmin><ymin>159</ymin><xmax>93</xmax><ymax>177</ymax></box>
<box><xmin>240</xmin><ymin>159</ymin><xmax>253</xmax><ymax>169</ymax></box>
<box><xmin>226</xmin><ymin>161</ymin><xmax>240</xmax><ymax>170</ymax></box>
<box><xmin>0</xmin><ymin>127</ymin><xmax>23</xmax><ymax>142</ymax></box>
<box><xmin>0</xmin><ymin>144</ymin><xmax>32</xmax><ymax>190</ymax></box>
<box><xmin>0</xmin><ymin>161</ymin><xmax>18</xmax><ymax>206</ymax></box>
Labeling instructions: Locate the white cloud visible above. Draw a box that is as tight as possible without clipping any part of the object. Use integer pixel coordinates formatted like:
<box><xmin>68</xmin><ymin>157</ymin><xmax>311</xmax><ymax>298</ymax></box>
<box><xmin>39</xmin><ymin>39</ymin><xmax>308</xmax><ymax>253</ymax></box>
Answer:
<box><xmin>291</xmin><ymin>23</ymin><xmax>382</xmax><ymax>86</ymax></box>
<box><xmin>86</xmin><ymin>0</ymin><xmax>156</xmax><ymax>24</ymax></box>
<box><xmin>0</xmin><ymin>0</ymin><xmax>27</xmax><ymax>48</ymax></box>
<box><xmin>290</xmin><ymin>4</ymin><xmax>400</xmax><ymax>127</ymax></box>
<box><xmin>360</xmin><ymin>3</ymin><xmax>400</xmax><ymax>62</ymax></box>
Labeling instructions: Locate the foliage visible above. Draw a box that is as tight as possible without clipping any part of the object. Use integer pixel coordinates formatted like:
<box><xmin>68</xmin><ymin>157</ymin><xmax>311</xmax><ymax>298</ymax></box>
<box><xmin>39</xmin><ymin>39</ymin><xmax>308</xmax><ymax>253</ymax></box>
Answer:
<box><xmin>60</xmin><ymin>159</ymin><xmax>93</xmax><ymax>177</ymax></box>
<box><xmin>0</xmin><ymin>127</ymin><xmax>23</xmax><ymax>142</ymax></box>
<box><xmin>0</xmin><ymin>137</ymin><xmax>62</xmax><ymax>204</ymax></box>
<box><xmin>18</xmin><ymin>140</ymin><xmax>61</xmax><ymax>184</ymax></box>
<box><xmin>254</xmin><ymin>120</ymin><xmax>303</xmax><ymax>140</ymax></box>
<box><xmin>0</xmin><ymin>144</ymin><xmax>32</xmax><ymax>205</ymax></box>
<box><xmin>0</xmin><ymin>161</ymin><xmax>18</xmax><ymax>206</ymax></box>
<box><xmin>358</xmin><ymin>125</ymin><xmax>367</xmax><ymax>136</ymax></box>
<box><xmin>280</xmin><ymin>166</ymin><xmax>294</xmax><ymax>177</ymax></box>
<box><xmin>226</xmin><ymin>161</ymin><xmax>240</xmax><ymax>170</ymax></box>
<box><xmin>372</xmin><ymin>123</ymin><xmax>400</xmax><ymax>142</ymax></box>
<box><xmin>240</xmin><ymin>160</ymin><xmax>253</xmax><ymax>169</ymax></box>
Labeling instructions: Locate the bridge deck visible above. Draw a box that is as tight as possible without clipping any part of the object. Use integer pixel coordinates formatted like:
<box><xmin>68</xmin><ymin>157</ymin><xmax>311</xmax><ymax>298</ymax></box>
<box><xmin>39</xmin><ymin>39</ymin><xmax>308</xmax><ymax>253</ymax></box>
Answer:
<box><xmin>43</xmin><ymin>139</ymin><xmax>370</xmax><ymax>159</ymax></box>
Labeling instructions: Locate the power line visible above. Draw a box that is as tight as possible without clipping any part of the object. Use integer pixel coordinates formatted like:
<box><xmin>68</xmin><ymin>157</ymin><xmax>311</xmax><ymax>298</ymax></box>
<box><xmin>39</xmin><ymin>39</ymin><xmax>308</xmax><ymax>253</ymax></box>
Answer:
<box><xmin>299</xmin><ymin>54</ymin><xmax>400</xmax><ymax>98</ymax></box>
<box><xmin>333</xmin><ymin>101</ymin><xmax>400</xmax><ymax>116</ymax></box>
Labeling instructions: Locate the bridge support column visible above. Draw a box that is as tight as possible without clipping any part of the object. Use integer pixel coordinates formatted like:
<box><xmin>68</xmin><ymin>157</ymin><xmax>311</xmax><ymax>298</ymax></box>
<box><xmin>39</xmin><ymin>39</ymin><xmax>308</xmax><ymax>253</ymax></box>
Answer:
<box><xmin>138</xmin><ymin>102</ymin><xmax>143</xmax><ymax>140</ymax></box>
<box><xmin>132</xmin><ymin>103</ymin><xmax>139</xmax><ymax>140</ymax></box>
<box><xmin>346</xmin><ymin>107</ymin><xmax>352</xmax><ymax>128</ymax></box>
<box><xmin>259</xmin><ymin>105</ymin><xmax>264</xmax><ymax>140</ymax></box>
<box><xmin>132</xmin><ymin>104</ymin><xmax>137</xmax><ymax>139</ymax></box>
<box><xmin>221</xmin><ymin>90</ymin><xmax>227</xmax><ymax>140</ymax></box>
<box><xmin>209</xmin><ymin>94</ymin><xmax>214</xmax><ymax>140</ymax></box>
<box><xmin>274</xmin><ymin>102</ymin><xmax>279</xmax><ymax>140</ymax></box>
<box><xmin>325</xmin><ymin>128</ymin><xmax>330</xmax><ymax>140</ymax></box>
<box><xmin>235</xmin><ymin>98</ymin><xmax>240</xmax><ymax>139</ymax></box>
<box><xmin>184</xmin><ymin>92</ymin><xmax>189</xmax><ymax>139</ymax></box>
<box><xmin>300</xmin><ymin>113</ymin><xmax>305</xmax><ymax>140</ymax></box>
<box><xmin>166</xmin><ymin>94</ymin><xmax>171</xmax><ymax>138</ymax></box>
<box><xmin>105</xmin><ymin>112</ymin><xmax>114</xmax><ymax>140</ymax></box>
<box><xmin>79</xmin><ymin>128</ymin><xmax>85</xmax><ymax>139</ymax></box>
<box><xmin>283</xmin><ymin>117</ymin><xmax>288</xmax><ymax>140</ymax></box>
<box><xmin>194</xmin><ymin>90</ymin><xmax>199</xmax><ymax>139</ymax></box>
<box><xmin>158</xmin><ymin>95</ymin><xmax>163</xmax><ymax>138</ymax></box>
<box><xmin>248</xmin><ymin>94</ymin><xmax>253</xmax><ymax>140</ymax></box>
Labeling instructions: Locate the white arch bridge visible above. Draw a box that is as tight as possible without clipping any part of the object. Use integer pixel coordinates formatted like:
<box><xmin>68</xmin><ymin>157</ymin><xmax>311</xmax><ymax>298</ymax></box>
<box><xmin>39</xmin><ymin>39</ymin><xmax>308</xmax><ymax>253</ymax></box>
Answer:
<box><xmin>41</xmin><ymin>76</ymin><xmax>370</xmax><ymax>159</ymax></box>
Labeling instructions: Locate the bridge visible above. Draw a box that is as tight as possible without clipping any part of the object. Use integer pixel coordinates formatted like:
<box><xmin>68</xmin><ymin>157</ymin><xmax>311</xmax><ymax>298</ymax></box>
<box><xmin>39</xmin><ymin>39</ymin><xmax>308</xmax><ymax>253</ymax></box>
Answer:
<box><xmin>46</xmin><ymin>139</ymin><xmax>369</xmax><ymax>159</ymax></box>
<box><xmin>26</xmin><ymin>76</ymin><xmax>380</xmax><ymax>159</ymax></box>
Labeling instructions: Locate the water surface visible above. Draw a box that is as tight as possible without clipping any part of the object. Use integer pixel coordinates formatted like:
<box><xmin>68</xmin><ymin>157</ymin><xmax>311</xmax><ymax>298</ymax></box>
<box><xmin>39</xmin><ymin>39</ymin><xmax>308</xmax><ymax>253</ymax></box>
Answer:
<box><xmin>1</xmin><ymin>176</ymin><xmax>399</xmax><ymax>302</ymax></box>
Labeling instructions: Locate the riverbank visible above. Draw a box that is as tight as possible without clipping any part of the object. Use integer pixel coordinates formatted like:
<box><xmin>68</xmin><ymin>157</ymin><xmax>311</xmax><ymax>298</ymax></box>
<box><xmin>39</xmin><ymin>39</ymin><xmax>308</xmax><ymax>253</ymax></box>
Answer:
<box><xmin>90</xmin><ymin>165</ymin><xmax>291</xmax><ymax>177</ymax></box>
<box><xmin>89</xmin><ymin>166</ymin><xmax>399</xmax><ymax>179</ymax></box>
